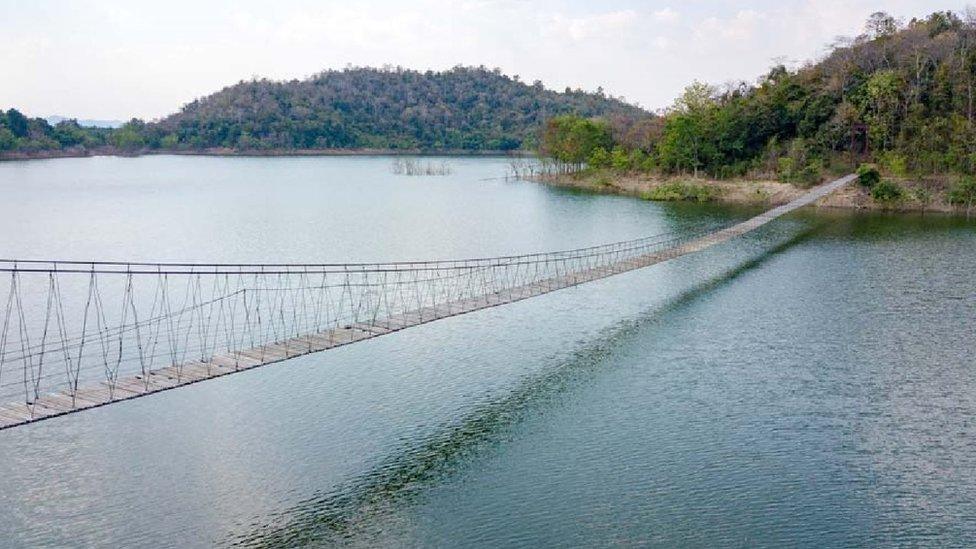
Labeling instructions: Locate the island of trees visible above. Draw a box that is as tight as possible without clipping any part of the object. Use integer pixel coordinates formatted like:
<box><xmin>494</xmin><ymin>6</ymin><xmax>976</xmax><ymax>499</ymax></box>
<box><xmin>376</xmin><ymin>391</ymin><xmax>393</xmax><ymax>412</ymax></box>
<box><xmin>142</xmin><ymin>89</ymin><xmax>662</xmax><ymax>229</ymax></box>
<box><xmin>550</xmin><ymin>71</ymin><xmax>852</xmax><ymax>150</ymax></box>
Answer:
<box><xmin>538</xmin><ymin>10</ymin><xmax>976</xmax><ymax>211</ymax></box>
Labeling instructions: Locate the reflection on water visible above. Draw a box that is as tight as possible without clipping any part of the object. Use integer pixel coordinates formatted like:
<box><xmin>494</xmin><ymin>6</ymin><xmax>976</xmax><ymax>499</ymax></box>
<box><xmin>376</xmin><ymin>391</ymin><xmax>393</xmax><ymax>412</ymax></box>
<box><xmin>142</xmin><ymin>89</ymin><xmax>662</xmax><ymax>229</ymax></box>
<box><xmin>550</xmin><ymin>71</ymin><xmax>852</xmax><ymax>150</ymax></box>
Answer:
<box><xmin>227</xmin><ymin>230</ymin><xmax>819</xmax><ymax>547</ymax></box>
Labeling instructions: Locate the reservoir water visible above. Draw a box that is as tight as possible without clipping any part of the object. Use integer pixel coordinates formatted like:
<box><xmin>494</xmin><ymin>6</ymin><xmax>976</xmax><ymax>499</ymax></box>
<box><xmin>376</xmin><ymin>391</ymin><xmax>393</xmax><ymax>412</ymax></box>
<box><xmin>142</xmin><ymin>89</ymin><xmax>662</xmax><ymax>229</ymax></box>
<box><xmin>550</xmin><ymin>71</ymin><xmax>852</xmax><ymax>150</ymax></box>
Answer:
<box><xmin>0</xmin><ymin>155</ymin><xmax>974</xmax><ymax>547</ymax></box>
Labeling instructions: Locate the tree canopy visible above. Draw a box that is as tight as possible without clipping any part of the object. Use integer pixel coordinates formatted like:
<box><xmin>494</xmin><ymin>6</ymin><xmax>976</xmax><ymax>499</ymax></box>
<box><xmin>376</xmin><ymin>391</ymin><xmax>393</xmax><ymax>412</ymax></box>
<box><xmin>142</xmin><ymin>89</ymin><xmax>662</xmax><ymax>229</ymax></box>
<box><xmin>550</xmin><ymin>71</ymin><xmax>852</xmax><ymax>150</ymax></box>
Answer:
<box><xmin>540</xmin><ymin>9</ymin><xmax>976</xmax><ymax>181</ymax></box>
<box><xmin>148</xmin><ymin>66</ymin><xmax>642</xmax><ymax>152</ymax></box>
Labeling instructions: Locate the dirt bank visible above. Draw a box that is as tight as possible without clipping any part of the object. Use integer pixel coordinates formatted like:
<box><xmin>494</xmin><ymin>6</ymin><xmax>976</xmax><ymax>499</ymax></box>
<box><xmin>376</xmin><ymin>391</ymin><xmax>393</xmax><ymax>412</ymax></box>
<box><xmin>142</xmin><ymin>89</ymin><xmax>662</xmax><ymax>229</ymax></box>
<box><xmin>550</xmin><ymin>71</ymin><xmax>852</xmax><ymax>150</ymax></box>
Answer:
<box><xmin>534</xmin><ymin>172</ymin><xmax>967</xmax><ymax>214</ymax></box>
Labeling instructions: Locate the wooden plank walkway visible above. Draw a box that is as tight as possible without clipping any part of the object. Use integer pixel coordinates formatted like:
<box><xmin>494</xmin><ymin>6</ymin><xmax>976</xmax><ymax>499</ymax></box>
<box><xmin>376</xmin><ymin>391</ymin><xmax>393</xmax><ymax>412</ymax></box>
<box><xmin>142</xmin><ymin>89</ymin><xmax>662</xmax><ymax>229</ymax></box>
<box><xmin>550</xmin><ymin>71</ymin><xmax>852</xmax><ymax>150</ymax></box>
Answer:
<box><xmin>0</xmin><ymin>174</ymin><xmax>856</xmax><ymax>430</ymax></box>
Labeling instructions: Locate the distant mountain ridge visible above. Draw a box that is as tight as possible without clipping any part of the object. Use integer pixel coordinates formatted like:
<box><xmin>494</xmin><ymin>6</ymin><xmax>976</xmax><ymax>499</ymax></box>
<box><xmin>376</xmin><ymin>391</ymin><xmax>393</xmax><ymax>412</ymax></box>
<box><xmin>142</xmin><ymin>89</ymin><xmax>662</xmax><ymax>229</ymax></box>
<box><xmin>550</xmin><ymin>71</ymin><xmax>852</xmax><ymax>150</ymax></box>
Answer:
<box><xmin>45</xmin><ymin>116</ymin><xmax>124</xmax><ymax>129</ymax></box>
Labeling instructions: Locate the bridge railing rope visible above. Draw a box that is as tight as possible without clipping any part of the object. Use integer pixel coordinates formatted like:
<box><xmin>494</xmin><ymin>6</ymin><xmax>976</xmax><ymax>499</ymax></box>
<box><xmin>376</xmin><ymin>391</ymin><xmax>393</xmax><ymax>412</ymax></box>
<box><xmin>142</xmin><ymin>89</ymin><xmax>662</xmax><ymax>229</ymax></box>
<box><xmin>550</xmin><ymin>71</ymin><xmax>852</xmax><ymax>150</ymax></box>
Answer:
<box><xmin>0</xmin><ymin>173</ymin><xmax>856</xmax><ymax>429</ymax></box>
<box><xmin>0</xmin><ymin>223</ymin><xmax>726</xmax><ymax>415</ymax></box>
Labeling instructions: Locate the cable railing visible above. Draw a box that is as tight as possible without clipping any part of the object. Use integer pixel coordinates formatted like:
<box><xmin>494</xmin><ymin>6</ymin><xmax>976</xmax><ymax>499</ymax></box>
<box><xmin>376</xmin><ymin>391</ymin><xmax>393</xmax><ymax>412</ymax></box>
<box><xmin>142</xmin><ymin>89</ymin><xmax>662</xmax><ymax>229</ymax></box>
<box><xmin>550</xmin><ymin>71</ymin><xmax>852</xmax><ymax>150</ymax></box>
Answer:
<box><xmin>0</xmin><ymin>174</ymin><xmax>857</xmax><ymax>430</ymax></box>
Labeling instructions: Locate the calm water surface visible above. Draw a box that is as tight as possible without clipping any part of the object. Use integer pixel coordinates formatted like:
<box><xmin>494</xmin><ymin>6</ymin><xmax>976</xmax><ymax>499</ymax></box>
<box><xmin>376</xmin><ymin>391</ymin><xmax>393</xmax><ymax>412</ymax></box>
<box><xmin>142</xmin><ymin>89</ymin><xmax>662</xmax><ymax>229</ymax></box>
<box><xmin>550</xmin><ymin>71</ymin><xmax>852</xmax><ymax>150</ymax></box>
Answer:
<box><xmin>0</xmin><ymin>156</ymin><xmax>973</xmax><ymax>547</ymax></box>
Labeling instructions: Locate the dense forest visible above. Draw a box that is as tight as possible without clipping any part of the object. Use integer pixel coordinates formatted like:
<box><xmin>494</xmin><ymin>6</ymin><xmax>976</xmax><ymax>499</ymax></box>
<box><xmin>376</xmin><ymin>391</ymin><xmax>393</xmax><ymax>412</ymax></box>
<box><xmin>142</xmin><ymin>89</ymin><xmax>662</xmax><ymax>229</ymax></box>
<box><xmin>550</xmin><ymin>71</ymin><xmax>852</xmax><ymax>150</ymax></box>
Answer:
<box><xmin>542</xmin><ymin>10</ymin><xmax>976</xmax><ymax>186</ymax></box>
<box><xmin>0</xmin><ymin>109</ymin><xmax>116</xmax><ymax>154</ymax></box>
<box><xmin>0</xmin><ymin>66</ymin><xmax>644</xmax><ymax>156</ymax></box>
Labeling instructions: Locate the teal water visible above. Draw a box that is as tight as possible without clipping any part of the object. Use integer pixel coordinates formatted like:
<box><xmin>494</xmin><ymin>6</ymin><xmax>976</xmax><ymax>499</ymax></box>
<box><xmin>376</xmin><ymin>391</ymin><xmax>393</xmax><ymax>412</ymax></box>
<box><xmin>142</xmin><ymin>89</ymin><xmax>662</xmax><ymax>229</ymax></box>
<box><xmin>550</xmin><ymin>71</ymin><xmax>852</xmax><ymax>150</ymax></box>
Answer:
<box><xmin>0</xmin><ymin>156</ymin><xmax>973</xmax><ymax>547</ymax></box>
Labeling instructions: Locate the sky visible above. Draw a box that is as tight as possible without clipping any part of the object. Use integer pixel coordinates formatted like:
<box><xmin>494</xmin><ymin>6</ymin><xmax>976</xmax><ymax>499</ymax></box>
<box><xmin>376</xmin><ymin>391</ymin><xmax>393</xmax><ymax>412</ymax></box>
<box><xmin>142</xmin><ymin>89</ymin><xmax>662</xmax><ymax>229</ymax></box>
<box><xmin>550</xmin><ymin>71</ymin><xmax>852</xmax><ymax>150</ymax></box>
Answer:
<box><xmin>1</xmin><ymin>0</ymin><xmax>969</xmax><ymax>120</ymax></box>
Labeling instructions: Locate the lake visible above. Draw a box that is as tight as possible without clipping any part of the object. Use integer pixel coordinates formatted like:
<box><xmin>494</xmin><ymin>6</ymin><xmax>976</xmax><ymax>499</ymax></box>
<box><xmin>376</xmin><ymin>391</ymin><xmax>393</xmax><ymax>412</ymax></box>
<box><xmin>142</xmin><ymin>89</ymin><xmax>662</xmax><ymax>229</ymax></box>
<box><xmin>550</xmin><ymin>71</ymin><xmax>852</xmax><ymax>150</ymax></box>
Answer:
<box><xmin>0</xmin><ymin>155</ymin><xmax>974</xmax><ymax>547</ymax></box>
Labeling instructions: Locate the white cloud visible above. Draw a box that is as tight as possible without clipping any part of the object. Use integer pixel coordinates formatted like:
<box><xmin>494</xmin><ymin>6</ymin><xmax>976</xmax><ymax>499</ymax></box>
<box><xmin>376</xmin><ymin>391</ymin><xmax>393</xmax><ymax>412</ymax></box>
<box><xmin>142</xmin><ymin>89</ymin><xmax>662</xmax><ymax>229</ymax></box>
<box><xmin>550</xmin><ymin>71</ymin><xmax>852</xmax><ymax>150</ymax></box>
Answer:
<box><xmin>546</xmin><ymin>9</ymin><xmax>639</xmax><ymax>42</ymax></box>
<box><xmin>652</xmin><ymin>7</ymin><xmax>680</xmax><ymax>24</ymax></box>
<box><xmin>652</xmin><ymin>36</ymin><xmax>672</xmax><ymax>50</ymax></box>
<box><xmin>695</xmin><ymin>10</ymin><xmax>765</xmax><ymax>44</ymax></box>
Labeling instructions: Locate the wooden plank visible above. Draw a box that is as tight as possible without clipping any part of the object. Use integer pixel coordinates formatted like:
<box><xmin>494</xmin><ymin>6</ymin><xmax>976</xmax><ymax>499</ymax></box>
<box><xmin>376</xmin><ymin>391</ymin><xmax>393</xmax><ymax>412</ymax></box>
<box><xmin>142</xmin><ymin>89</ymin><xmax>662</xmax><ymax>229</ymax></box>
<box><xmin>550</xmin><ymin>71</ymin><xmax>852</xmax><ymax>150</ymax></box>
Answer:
<box><xmin>73</xmin><ymin>387</ymin><xmax>113</xmax><ymax>405</ymax></box>
<box><xmin>0</xmin><ymin>405</ymin><xmax>31</xmax><ymax>423</ymax></box>
<box><xmin>102</xmin><ymin>382</ymin><xmax>142</xmax><ymax>398</ymax></box>
<box><xmin>179</xmin><ymin>363</ymin><xmax>216</xmax><ymax>381</ymax></box>
<box><xmin>350</xmin><ymin>322</ymin><xmax>392</xmax><ymax>335</ymax></box>
<box><xmin>209</xmin><ymin>354</ymin><xmax>245</xmax><ymax>370</ymax></box>
<box><xmin>37</xmin><ymin>392</ymin><xmax>81</xmax><ymax>411</ymax></box>
<box><xmin>31</xmin><ymin>399</ymin><xmax>72</xmax><ymax>415</ymax></box>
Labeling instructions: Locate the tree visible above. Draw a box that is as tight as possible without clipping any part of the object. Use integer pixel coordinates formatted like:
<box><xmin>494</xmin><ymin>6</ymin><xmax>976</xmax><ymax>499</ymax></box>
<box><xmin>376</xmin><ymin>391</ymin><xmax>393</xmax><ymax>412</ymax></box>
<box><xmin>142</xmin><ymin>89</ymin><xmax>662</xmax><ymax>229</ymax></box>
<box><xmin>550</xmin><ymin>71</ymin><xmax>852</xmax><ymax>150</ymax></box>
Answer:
<box><xmin>540</xmin><ymin>115</ymin><xmax>613</xmax><ymax>170</ymax></box>
<box><xmin>5</xmin><ymin>109</ymin><xmax>28</xmax><ymax>138</ymax></box>
<box><xmin>866</xmin><ymin>12</ymin><xmax>899</xmax><ymax>39</ymax></box>
<box><xmin>672</xmin><ymin>81</ymin><xmax>716</xmax><ymax>115</ymax></box>
<box><xmin>948</xmin><ymin>176</ymin><xmax>976</xmax><ymax>214</ymax></box>
<box><xmin>109</xmin><ymin>120</ymin><xmax>146</xmax><ymax>151</ymax></box>
<box><xmin>865</xmin><ymin>70</ymin><xmax>902</xmax><ymax>149</ymax></box>
<box><xmin>657</xmin><ymin>82</ymin><xmax>718</xmax><ymax>176</ymax></box>
<box><xmin>0</xmin><ymin>128</ymin><xmax>15</xmax><ymax>150</ymax></box>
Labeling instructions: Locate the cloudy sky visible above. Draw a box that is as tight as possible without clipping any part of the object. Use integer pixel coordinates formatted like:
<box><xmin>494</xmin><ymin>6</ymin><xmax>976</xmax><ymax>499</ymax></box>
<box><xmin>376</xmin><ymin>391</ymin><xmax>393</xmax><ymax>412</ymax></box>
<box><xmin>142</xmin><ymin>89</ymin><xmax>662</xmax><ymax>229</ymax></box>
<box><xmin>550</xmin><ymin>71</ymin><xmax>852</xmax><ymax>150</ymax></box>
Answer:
<box><xmin>1</xmin><ymin>0</ymin><xmax>968</xmax><ymax>120</ymax></box>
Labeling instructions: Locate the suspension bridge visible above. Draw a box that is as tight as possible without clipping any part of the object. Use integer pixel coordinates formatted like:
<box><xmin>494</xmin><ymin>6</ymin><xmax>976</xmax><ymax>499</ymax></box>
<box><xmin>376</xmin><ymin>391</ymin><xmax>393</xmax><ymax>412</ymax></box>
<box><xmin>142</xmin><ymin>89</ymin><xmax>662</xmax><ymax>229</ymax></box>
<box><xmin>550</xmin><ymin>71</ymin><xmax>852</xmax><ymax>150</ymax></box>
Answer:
<box><xmin>0</xmin><ymin>175</ymin><xmax>855</xmax><ymax>430</ymax></box>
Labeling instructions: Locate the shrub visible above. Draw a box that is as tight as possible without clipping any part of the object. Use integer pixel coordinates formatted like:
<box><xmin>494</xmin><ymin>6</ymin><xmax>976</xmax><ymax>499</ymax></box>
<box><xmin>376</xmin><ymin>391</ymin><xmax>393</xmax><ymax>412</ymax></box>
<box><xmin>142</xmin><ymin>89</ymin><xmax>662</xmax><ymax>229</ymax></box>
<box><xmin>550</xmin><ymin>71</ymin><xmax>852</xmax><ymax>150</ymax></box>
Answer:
<box><xmin>911</xmin><ymin>186</ymin><xmax>933</xmax><ymax>208</ymax></box>
<box><xmin>778</xmin><ymin>154</ymin><xmax>822</xmax><ymax>187</ymax></box>
<box><xmin>587</xmin><ymin>147</ymin><xmax>611</xmax><ymax>169</ymax></box>
<box><xmin>610</xmin><ymin>146</ymin><xmax>630</xmax><ymax>170</ymax></box>
<box><xmin>797</xmin><ymin>161</ymin><xmax>823</xmax><ymax>187</ymax></box>
<box><xmin>857</xmin><ymin>164</ymin><xmax>881</xmax><ymax>188</ymax></box>
<box><xmin>878</xmin><ymin>151</ymin><xmax>909</xmax><ymax>177</ymax></box>
<box><xmin>870</xmin><ymin>179</ymin><xmax>904</xmax><ymax>202</ymax></box>
<box><xmin>628</xmin><ymin>149</ymin><xmax>651</xmax><ymax>172</ymax></box>
<box><xmin>642</xmin><ymin>181</ymin><xmax>715</xmax><ymax>202</ymax></box>
<box><xmin>947</xmin><ymin>176</ymin><xmax>976</xmax><ymax>208</ymax></box>
<box><xmin>777</xmin><ymin>157</ymin><xmax>796</xmax><ymax>182</ymax></box>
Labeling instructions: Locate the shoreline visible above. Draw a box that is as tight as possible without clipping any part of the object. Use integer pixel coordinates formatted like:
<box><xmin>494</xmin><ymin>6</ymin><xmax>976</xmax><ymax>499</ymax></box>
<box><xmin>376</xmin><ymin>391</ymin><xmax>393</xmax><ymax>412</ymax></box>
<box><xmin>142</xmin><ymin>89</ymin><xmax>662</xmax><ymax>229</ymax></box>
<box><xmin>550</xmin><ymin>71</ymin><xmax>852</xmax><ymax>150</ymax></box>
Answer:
<box><xmin>532</xmin><ymin>172</ymin><xmax>969</xmax><ymax>215</ymax></box>
<box><xmin>0</xmin><ymin>147</ymin><xmax>531</xmax><ymax>162</ymax></box>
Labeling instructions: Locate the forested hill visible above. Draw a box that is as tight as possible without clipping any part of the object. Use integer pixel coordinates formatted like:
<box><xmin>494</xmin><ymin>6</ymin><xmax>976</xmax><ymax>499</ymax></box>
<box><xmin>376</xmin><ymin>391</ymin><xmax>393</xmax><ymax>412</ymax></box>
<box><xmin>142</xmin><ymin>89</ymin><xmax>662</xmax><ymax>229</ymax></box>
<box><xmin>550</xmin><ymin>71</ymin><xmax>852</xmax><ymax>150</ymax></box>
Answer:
<box><xmin>543</xmin><ymin>10</ymin><xmax>976</xmax><ymax>181</ymax></box>
<box><xmin>153</xmin><ymin>67</ymin><xmax>644</xmax><ymax>151</ymax></box>
<box><xmin>0</xmin><ymin>67</ymin><xmax>644</xmax><ymax>157</ymax></box>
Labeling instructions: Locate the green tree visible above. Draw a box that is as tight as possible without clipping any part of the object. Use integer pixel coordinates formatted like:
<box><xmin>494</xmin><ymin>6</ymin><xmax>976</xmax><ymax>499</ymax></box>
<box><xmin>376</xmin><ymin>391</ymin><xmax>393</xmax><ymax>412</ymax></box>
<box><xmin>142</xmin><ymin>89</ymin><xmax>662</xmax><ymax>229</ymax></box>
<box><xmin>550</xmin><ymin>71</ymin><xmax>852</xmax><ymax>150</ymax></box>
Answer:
<box><xmin>657</xmin><ymin>82</ymin><xmax>718</xmax><ymax>177</ymax></box>
<box><xmin>587</xmin><ymin>147</ymin><xmax>611</xmax><ymax>168</ymax></box>
<box><xmin>540</xmin><ymin>115</ymin><xmax>613</xmax><ymax>169</ymax></box>
<box><xmin>0</xmin><ymin>128</ymin><xmax>15</xmax><ymax>150</ymax></box>
<box><xmin>948</xmin><ymin>176</ymin><xmax>976</xmax><ymax>213</ymax></box>
<box><xmin>865</xmin><ymin>70</ymin><xmax>902</xmax><ymax>150</ymax></box>
<box><xmin>110</xmin><ymin>120</ymin><xmax>146</xmax><ymax>151</ymax></box>
<box><xmin>5</xmin><ymin>109</ymin><xmax>28</xmax><ymax>138</ymax></box>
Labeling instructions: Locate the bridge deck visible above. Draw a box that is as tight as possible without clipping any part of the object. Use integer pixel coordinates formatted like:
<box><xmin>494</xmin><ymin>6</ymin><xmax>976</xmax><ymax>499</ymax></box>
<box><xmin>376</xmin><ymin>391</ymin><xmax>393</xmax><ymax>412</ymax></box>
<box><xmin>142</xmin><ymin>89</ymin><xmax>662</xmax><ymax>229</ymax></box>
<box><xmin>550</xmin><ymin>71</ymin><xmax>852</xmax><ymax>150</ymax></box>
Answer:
<box><xmin>0</xmin><ymin>174</ymin><xmax>855</xmax><ymax>430</ymax></box>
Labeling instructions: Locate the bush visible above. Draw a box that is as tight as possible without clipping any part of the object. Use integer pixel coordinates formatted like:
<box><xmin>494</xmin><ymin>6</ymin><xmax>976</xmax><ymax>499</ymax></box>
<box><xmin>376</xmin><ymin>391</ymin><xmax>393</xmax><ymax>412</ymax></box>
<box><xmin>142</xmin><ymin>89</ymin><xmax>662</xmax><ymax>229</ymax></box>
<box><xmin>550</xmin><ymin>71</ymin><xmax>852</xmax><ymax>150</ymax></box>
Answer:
<box><xmin>587</xmin><ymin>147</ymin><xmax>611</xmax><ymax>169</ymax></box>
<box><xmin>947</xmin><ymin>176</ymin><xmax>976</xmax><ymax>207</ymax></box>
<box><xmin>857</xmin><ymin>164</ymin><xmax>881</xmax><ymax>188</ymax></box>
<box><xmin>777</xmin><ymin>157</ymin><xmax>796</xmax><ymax>182</ymax></box>
<box><xmin>629</xmin><ymin>149</ymin><xmax>652</xmax><ymax>172</ymax></box>
<box><xmin>911</xmin><ymin>186</ymin><xmax>933</xmax><ymax>207</ymax></box>
<box><xmin>878</xmin><ymin>151</ymin><xmax>909</xmax><ymax>177</ymax></box>
<box><xmin>870</xmin><ymin>179</ymin><xmax>904</xmax><ymax>202</ymax></box>
<box><xmin>641</xmin><ymin>181</ymin><xmax>715</xmax><ymax>202</ymax></box>
<box><xmin>797</xmin><ymin>161</ymin><xmax>823</xmax><ymax>187</ymax></box>
<box><xmin>778</xmin><ymin>154</ymin><xmax>822</xmax><ymax>187</ymax></box>
<box><xmin>610</xmin><ymin>146</ymin><xmax>630</xmax><ymax>170</ymax></box>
